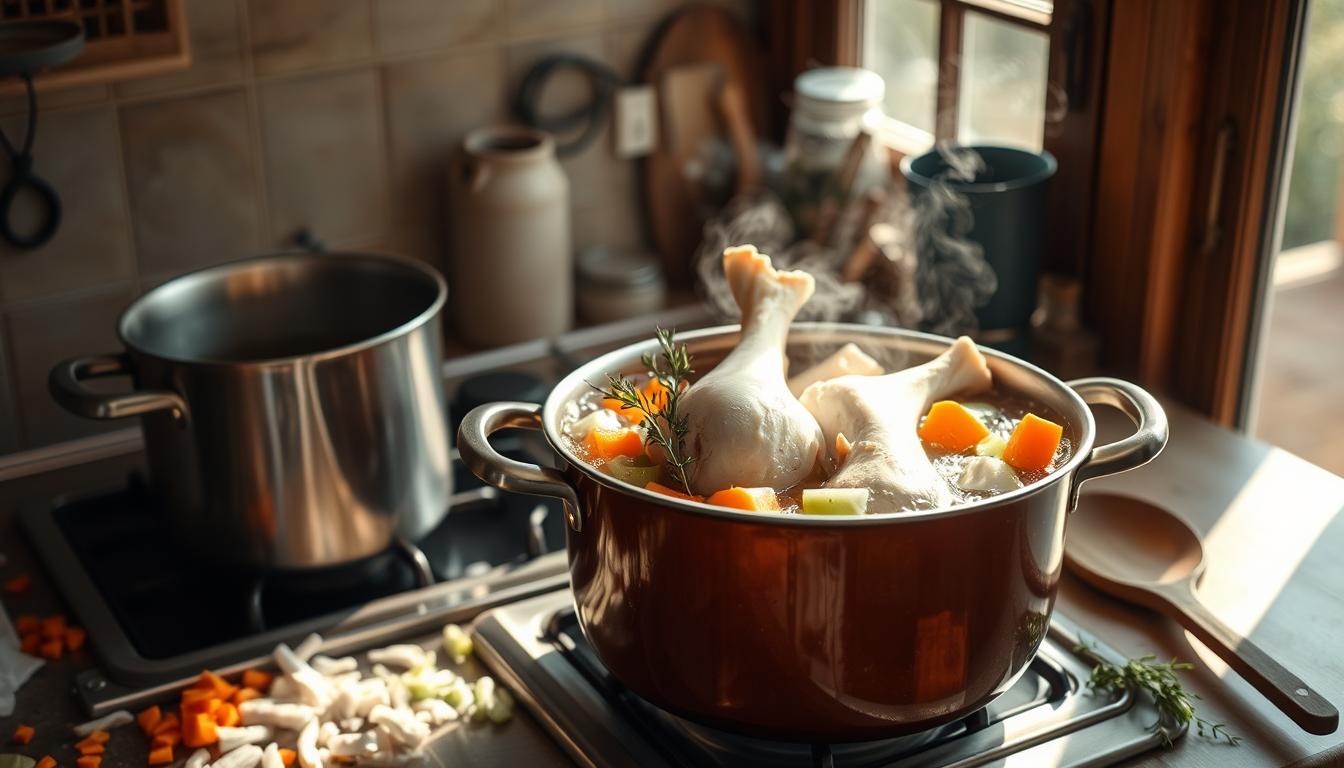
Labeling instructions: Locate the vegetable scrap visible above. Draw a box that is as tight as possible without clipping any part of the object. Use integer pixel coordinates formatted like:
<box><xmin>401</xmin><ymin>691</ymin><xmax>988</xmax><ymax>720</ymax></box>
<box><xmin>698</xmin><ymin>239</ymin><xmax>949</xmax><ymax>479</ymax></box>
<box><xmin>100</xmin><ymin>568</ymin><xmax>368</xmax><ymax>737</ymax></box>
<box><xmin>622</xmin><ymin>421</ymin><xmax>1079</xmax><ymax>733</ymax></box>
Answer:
<box><xmin>1002</xmin><ymin>413</ymin><xmax>1064</xmax><ymax>472</ymax></box>
<box><xmin>11</xmin><ymin>723</ymin><xmax>34</xmax><ymax>744</ymax></box>
<box><xmin>12</xmin><ymin>612</ymin><xmax>87</xmax><ymax>663</ymax></box>
<box><xmin>3</xmin><ymin>573</ymin><xmax>31</xmax><ymax>594</ymax></box>
<box><xmin>918</xmin><ymin>400</ymin><xmax>990</xmax><ymax>452</ymax></box>
<box><xmin>705</xmin><ymin>487</ymin><xmax>781</xmax><ymax>513</ymax></box>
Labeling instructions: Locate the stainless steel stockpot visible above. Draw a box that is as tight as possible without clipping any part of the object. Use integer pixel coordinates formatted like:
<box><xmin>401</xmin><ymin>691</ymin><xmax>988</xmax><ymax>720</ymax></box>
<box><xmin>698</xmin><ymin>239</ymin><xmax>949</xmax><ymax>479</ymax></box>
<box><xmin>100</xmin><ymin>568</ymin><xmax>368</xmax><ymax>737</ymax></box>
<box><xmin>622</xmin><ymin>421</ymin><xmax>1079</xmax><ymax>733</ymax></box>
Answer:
<box><xmin>50</xmin><ymin>252</ymin><xmax>452</xmax><ymax>570</ymax></box>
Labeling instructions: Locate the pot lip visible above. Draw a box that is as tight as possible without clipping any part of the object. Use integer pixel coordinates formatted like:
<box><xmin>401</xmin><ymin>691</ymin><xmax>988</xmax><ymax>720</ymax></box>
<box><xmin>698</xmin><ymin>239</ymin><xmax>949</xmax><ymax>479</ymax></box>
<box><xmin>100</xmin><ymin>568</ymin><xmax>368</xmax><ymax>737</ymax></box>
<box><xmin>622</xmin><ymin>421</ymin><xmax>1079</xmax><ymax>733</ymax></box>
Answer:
<box><xmin>901</xmin><ymin>145</ymin><xmax>1058</xmax><ymax>194</ymax></box>
<box><xmin>542</xmin><ymin>323</ymin><xmax>1097</xmax><ymax>527</ymax></box>
<box><xmin>117</xmin><ymin>250</ymin><xmax>448</xmax><ymax>369</ymax></box>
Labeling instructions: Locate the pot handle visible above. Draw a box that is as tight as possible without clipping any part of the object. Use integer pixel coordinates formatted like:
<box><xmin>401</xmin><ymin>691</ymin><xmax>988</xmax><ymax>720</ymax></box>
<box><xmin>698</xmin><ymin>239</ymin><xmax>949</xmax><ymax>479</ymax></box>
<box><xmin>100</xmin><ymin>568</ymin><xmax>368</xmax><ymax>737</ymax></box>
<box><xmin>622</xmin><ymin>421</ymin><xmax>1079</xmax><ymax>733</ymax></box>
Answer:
<box><xmin>48</xmin><ymin>354</ymin><xmax>189</xmax><ymax>425</ymax></box>
<box><xmin>1067</xmin><ymin>377</ymin><xmax>1168</xmax><ymax>497</ymax></box>
<box><xmin>457</xmin><ymin>402</ymin><xmax>583</xmax><ymax>532</ymax></box>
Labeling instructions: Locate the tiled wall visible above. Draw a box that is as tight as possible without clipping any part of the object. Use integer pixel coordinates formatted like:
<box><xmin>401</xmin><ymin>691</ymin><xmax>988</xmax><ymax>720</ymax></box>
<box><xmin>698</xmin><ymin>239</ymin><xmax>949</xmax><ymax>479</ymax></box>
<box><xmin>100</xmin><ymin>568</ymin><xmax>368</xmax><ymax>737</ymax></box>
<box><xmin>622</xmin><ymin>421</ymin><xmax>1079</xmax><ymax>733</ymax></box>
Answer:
<box><xmin>0</xmin><ymin>0</ymin><xmax>753</xmax><ymax>454</ymax></box>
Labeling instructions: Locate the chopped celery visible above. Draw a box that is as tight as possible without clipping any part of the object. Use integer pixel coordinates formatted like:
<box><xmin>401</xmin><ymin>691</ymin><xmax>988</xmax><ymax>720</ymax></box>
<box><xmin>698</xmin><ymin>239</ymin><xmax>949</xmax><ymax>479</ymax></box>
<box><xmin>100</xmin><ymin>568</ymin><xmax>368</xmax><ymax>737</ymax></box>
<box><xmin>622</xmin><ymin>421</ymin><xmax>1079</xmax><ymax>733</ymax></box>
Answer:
<box><xmin>601</xmin><ymin>454</ymin><xmax>660</xmax><ymax>487</ymax></box>
<box><xmin>975</xmin><ymin>433</ymin><xmax>1007</xmax><ymax>458</ymax></box>
<box><xmin>801</xmin><ymin>488</ymin><xmax>870</xmax><ymax>515</ymax></box>
<box><xmin>442</xmin><ymin>623</ymin><xmax>474</xmax><ymax>664</ymax></box>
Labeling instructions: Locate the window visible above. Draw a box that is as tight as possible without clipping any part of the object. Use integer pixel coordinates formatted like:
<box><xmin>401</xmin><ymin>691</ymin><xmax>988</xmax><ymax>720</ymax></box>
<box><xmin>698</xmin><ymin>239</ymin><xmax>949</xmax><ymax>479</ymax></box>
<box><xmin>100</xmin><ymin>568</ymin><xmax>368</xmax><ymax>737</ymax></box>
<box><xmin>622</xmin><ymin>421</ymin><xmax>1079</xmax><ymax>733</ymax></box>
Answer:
<box><xmin>862</xmin><ymin>0</ymin><xmax>1054</xmax><ymax>153</ymax></box>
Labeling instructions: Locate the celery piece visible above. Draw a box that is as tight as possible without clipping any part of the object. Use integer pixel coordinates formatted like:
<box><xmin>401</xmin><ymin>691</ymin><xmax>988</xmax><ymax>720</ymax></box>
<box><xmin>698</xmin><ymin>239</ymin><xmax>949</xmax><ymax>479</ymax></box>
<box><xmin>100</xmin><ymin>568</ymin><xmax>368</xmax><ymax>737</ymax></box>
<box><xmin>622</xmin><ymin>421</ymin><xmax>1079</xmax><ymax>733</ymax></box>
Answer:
<box><xmin>975</xmin><ymin>433</ymin><xmax>1008</xmax><ymax>458</ymax></box>
<box><xmin>601</xmin><ymin>454</ymin><xmax>660</xmax><ymax>487</ymax></box>
<box><xmin>801</xmin><ymin>488</ymin><xmax>870</xmax><ymax>516</ymax></box>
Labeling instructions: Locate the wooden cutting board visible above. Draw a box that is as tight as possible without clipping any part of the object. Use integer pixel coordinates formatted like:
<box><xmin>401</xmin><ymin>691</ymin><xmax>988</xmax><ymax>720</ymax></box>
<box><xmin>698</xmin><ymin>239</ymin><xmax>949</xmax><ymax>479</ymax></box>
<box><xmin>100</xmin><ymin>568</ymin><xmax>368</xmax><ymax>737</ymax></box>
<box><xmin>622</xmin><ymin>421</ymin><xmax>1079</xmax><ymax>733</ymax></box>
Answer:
<box><xmin>641</xmin><ymin>6</ymin><xmax>768</xmax><ymax>289</ymax></box>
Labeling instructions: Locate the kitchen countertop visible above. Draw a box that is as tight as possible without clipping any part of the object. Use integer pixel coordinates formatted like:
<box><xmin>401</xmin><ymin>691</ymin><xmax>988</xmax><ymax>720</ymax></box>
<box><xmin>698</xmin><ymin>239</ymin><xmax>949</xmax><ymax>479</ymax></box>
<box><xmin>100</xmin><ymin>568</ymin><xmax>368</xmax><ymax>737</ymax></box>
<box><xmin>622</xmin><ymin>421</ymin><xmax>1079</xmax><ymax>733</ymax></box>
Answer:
<box><xmin>1</xmin><ymin>400</ymin><xmax>1342</xmax><ymax>767</ymax></box>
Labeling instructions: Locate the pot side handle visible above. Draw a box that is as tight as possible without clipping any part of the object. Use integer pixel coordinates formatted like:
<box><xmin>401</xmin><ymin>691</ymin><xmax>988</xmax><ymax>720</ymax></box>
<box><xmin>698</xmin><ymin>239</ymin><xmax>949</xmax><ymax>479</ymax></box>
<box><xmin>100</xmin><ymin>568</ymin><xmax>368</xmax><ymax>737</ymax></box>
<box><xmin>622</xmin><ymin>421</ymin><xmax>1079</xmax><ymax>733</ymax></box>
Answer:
<box><xmin>1067</xmin><ymin>377</ymin><xmax>1168</xmax><ymax>498</ymax></box>
<box><xmin>48</xmin><ymin>354</ymin><xmax>189</xmax><ymax>425</ymax></box>
<box><xmin>457</xmin><ymin>402</ymin><xmax>582</xmax><ymax>532</ymax></box>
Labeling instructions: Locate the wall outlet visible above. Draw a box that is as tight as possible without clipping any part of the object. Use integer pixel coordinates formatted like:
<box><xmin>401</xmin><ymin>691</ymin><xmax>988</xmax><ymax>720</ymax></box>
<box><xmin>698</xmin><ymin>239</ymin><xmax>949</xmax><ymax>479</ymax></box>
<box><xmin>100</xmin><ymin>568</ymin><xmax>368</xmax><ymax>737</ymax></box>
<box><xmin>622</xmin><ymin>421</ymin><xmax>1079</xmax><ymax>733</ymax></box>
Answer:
<box><xmin>614</xmin><ymin>85</ymin><xmax>658</xmax><ymax>159</ymax></box>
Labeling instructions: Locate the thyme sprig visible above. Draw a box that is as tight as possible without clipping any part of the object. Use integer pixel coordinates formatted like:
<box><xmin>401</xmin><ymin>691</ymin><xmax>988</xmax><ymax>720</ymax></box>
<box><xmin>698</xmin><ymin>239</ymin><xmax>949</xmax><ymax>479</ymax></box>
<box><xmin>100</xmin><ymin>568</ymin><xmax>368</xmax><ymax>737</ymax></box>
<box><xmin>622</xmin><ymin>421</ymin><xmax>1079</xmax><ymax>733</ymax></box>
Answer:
<box><xmin>1076</xmin><ymin>642</ymin><xmax>1241</xmax><ymax>747</ymax></box>
<box><xmin>594</xmin><ymin>327</ymin><xmax>696</xmax><ymax>494</ymax></box>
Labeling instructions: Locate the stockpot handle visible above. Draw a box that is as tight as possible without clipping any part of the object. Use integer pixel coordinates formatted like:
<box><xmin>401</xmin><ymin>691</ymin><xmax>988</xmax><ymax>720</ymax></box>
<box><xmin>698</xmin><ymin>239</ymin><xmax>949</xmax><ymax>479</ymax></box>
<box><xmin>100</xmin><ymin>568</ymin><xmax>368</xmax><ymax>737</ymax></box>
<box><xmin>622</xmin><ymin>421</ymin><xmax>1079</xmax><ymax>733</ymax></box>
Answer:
<box><xmin>457</xmin><ymin>401</ymin><xmax>582</xmax><ymax>532</ymax></box>
<box><xmin>48</xmin><ymin>354</ymin><xmax>189</xmax><ymax>425</ymax></box>
<box><xmin>1068</xmin><ymin>377</ymin><xmax>1168</xmax><ymax>494</ymax></box>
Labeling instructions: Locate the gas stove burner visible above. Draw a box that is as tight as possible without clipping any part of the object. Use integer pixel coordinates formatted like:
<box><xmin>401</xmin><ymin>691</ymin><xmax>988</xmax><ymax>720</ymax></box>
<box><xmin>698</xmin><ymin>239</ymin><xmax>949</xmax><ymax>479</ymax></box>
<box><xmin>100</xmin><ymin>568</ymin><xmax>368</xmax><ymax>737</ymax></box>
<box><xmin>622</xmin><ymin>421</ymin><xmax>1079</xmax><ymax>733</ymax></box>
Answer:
<box><xmin>473</xmin><ymin>590</ymin><xmax>1186</xmax><ymax>768</ymax></box>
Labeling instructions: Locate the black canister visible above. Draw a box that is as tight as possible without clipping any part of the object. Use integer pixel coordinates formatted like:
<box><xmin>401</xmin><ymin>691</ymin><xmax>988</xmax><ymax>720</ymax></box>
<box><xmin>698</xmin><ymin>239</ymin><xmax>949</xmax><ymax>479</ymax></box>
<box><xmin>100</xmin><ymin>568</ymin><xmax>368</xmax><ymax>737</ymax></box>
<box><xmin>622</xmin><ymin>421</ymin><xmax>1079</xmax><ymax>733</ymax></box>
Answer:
<box><xmin>902</xmin><ymin>145</ymin><xmax>1056</xmax><ymax>355</ymax></box>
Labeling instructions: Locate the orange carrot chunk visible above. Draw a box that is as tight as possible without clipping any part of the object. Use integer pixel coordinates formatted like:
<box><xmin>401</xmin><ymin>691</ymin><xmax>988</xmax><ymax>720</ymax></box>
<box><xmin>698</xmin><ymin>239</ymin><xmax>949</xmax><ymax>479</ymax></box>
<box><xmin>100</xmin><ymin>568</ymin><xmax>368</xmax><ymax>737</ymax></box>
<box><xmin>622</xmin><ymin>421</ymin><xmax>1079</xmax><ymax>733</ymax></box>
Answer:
<box><xmin>137</xmin><ymin>706</ymin><xmax>162</xmax><ymax>736</ymax></box>
<box><xmin>38</xmin><ymin>638</ymin><xmax>63</xmax><ymax>660</ymax></box>
<box><xmin>12</xmin><ymin>725</ymin><xmax>34</xmax><ymax>745</ymax></box>
<box><xmin>39</xmin><ymin>615</ymin><xmax>67</xmax><ymax>639</ymax></box>
<box><xmin>88</xmin><ymin>731</ymin><xmax>110</xmax><ymax>744</ymax></box>
<box><xmin>151</xmin><ymin>731</ymin><xmax>180</xmax><ymax>749</ymax></box>
<box><xmin>15</xmin><ymin>614</ymin><xmax>39</xmax><ymax>634</ymax></box>
<box><xmin>151</xmin><ymin>713</ymin><xmax>179</xmax><ymax>737</ymax></box>
<box><xmin>241</xmin><ymin>669</ymin><xmax>273</xmax><ymax>692</ymax></box>
<box><xmin>181</xmin><ymin>712</ymin><xmax>217</xmax><ymax>748</ymax></box>
<box><xmin>194</xmin><ymin>670</ymin><xmax>239</xmax><ymax>700</ymax></box>
<box><xmin>147</xmin><ymin>746</ymin><xmax>175</xmax><ymax>767</ymax></box>
<box><xmin>64</xmin><ymin>626</ymin><xmax>87</xmax><ymax>652</ymax></box>
<box><xmin>76</xmin><ymin>756</ymin><xmax>101</xmax><ymax>768</ymax></box>
<box><xmin>706</xmin><ymin>486</ymin><xmax>781</xmax><ymax>512</ymax></box>
<box><xmin>19</xmin><ymin>633</ymin><xmax>40</xmax><ymax>655</ymax></box>
<box><xmin>35</xmin><ymin>757</ymin><xmax>56</xmax><ymax>768</ymax></box>
<box><xmin>232</xmin><ymin>687</ymin><xmax>262</xmax><ymax>705</ymax></box>
<box><xmin>583</xmin><ymin>427</ymin><xmax>645</xmax><ymax>461</ymax></box>
<box><xmin>3</xmin><ymin>573</ymin><xmax>31</xmax><ymax>594</ymax></box>
<box><xmin>918</xmin><ymin>401</ymin><xmax>990</xmax><ymax>452</ymax></box>
<box><xmin>214</xmin><ymin>701</ymin><xmax>240</xmax><ymax>728</ymax></box>
<box><xmin>1002</xmin><ymin>413</ymin><xmax>1064</xmax><ymax>472</ymax></box>
<box><xmin>278</xmin><ymin>749</ymin><xmax>297</xmax><ymax>768</ymax></box>
<box><xmin>644</xmin><ymin>481</ymin><xmax>704</xmax><ymax>503</ymax></box>
<box><xmin>76</xmin><ymin>744</ymin><xmax>105</xmax><ymax>756</ymax></box>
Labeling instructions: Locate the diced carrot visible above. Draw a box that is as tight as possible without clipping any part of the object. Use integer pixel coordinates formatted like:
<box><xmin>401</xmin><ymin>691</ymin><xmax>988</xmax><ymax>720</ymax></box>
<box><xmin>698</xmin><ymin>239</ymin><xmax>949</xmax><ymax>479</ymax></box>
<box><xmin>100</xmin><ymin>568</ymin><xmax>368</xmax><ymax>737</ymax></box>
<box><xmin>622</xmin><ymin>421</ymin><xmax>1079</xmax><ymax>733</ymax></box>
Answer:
<box><xmin>706</xmin><ymin>486</ymin><xmax>781</xmax><ymax>512</ymax></box>
<box><xmin>180</xmin><ymin>694</ymin><xmax>221</xmax><ymax>718</ymax></box>
<box><xmin>64</xmin><ymin>626</ymin><xmax>87</xmax><ymax>652</ymax></box>
<box><xmin>147</xmin><ymin>746</ymin><xmax>175</xmax><ymax>767</ymax></box>
<box><xmin>35</xmin><ymin>757</ymin><xmax>56</xmax><ymax>768</ymax></box>
<box><xmin>278</xmin><ymin>749</ymin><xmax>296</xmax><ymax>767</ymax></box>
<box><xmin>241</xmin><ymin>669</ymin><xmax>273</xmax><ymax>692</ymax></box>
<box><xmin>40</xmin><ymin>614</ymin><xmax>67</xmax><ymax>639</ymax></box>
<box><xmin>600</xmin><ymin>398</ymin><xmax>645</xmax><ymax>425</ymax></box>
<box><xmin>181</xmin><ymin>712</ymin><xmax>217</xmax><ymax>748</ymax></box>
<box><xmin>835</xmin><ymin>433</ymin><xmax>853</xmax><ymax>465</ymax></box>
<box><xmin>88</xmin><ymin>731</ymin><xmax>110</xmax><ymax>744</ymax></box>
<box><xmin>918</xmin><ymin>401</ymin><xmax>990</xmax><ymax>452</ymax></box>
<box><xmin>1002</xmin><ymin>413</ymin><xmax>1064</xmax><ymax>472</ymax></box>
<box><xmin>20</xmin><ymin>633</ymin><xmax>40</xmax><ymax>655</ymax></box>
<box><xmin>137</xmin><ymin>706</ymin><xmax>162</xmax><ymax>736</ymax></box>
<box><xmin>194</xmin><ymin>670</ymin><xmax>239</xmax><ymax>700</ymax></box>
<box><xmin>76</xmin><ymin>743</ymin><xmax>105</xmax><ymax>756</ymax></box>
<box><xmin>74</xmin><ymin>737</ymin><xmax>101</xmax><ymax>752</ymax></box>
<box><xmin>151</xmin><ymin>731</ymin><xmax>180</xmax><ymax>749</ymax></box>
<box><xmin>15</xmin><ymin>614</ymin><xmax>39</xmax><ymax>634</ymax></box>
<box><xmin>231</xmin><ymin>687</ymin><xmax>262</xmax><ymax>705</ymax></box>
<box><xmin>583</xmin><ymin>427</ymin><xmax>645</xmax><ymax>461</ymax></box>
<box><xmin>76</xmin><ymin>756</ymin><xmax>101</xmax><ymax>768</ymax></box>
<box><xmin>12</xmin><ymin>724</ymin><xmax>34</xmax><ymax>745</ymax></box>
<box><xmin>151</xmin><ymin>713</ymin><xmax>179</xmax><ymax>737</ymax></box>
<box><xmin>642</xmin><ymin>377</ymin><xmax>671</xmax><ymax>410</ymax></box>
<box><xmin>39</xmin><ymin>638</ymin><xmax>63</xmax><ymax>660</ymax></box>
<box><xmin>3</xmin><ymin>573</ymin><xmax>31</xmax><ymax>594</ymax></box>
<box><xmin>214</xmin><ymin>701</ymin><xmax>239</xmax><ymax>728</ymax></box>
<box><xmin>644</xmin><ymin>481</ymin><xmax>704</xmax><ymax>503</ymax></box>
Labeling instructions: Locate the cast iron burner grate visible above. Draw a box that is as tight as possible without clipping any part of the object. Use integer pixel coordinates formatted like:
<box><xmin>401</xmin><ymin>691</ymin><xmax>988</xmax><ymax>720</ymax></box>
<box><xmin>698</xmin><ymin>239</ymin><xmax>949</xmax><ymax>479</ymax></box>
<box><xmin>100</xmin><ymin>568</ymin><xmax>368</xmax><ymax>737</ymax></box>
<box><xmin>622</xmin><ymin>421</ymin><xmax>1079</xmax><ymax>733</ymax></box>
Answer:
<box><xmin>471</xmin><ymin>589</ymin><xmax>1186</xmax><ymax>768</ymax></box>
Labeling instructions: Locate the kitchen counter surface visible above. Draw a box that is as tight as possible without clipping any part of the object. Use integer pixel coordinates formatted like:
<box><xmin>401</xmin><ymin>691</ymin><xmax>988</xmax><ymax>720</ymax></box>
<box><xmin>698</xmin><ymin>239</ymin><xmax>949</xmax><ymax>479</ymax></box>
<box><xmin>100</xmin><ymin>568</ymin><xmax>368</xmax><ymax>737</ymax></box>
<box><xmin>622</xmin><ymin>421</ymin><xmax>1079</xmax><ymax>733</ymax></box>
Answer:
<box><xmin>1</xmin><ymin>399</ymin><xmax>1342</xmax><ymax>767</ymax></box>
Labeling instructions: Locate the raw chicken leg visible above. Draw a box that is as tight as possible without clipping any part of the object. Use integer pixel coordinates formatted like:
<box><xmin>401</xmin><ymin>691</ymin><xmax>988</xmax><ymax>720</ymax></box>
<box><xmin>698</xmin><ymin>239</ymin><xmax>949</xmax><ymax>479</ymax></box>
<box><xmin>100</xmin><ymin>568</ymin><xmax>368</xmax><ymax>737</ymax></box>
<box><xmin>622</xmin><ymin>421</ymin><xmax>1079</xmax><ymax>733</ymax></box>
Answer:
<box><xmin>678</xmin><ymin>246</ymin><xmax>824</xmax><ymax>495</ymax></box>
<box><xmin>787</xmin><ymin>343</ymin><xmax>883</xmax><ymax>397</ymax></box>
<box><xmin>799</xmin><ymin>337</ymin><xmax>992</xmax><ymax>513</ymax></box>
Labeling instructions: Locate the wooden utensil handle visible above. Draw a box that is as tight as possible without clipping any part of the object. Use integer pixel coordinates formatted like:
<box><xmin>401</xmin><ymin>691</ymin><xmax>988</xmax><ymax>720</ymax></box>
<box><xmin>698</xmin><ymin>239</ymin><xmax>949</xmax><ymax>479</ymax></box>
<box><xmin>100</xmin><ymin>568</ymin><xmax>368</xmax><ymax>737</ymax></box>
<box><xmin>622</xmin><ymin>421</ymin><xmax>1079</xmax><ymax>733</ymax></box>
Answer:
<box><xmin>1162</xmin><ymin>583</ymin><xmax>1339</xmax><ymax>734</ymax></box>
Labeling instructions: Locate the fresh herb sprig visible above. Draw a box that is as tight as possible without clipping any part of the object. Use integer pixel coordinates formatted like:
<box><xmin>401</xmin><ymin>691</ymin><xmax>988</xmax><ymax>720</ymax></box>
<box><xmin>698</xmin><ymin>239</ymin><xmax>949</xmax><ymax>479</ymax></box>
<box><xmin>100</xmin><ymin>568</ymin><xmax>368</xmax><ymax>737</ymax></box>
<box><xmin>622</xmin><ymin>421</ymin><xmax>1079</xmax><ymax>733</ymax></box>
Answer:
<box><xmin>1076</xmin><ymin>642</ymin><xmax>1241</xmax><ymax>746</ymax></box>
<box><xmin>594</xmin><ymin>327</ymin><xmax>696</xmax><ymax>494</ymax></box>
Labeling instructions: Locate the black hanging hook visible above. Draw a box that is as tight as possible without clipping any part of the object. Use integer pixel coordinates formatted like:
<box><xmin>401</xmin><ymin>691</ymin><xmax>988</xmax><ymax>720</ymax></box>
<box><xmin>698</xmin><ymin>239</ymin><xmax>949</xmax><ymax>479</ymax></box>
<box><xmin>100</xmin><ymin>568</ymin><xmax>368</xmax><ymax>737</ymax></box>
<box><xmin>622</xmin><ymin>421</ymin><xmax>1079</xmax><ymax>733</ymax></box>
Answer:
<box><xmin>0</xmin><ymin>73</ymin><xmax>61</xmax><ymax>249</ymax></box>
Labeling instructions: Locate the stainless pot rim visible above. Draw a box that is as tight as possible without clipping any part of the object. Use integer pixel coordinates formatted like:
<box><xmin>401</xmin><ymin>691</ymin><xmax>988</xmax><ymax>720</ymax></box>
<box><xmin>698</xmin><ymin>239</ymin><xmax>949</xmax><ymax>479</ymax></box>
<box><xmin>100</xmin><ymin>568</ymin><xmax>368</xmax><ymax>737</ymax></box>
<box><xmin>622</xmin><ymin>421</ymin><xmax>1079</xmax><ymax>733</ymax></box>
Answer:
<box><xmin>541</xmin><ymin>323</ymin><xmax>1099</xmax><ymax>527</ymax></box>
<box><xmin>118</xmin><ymin>251</ymin><xmax>448</xmax><ymax>369</ymax></box>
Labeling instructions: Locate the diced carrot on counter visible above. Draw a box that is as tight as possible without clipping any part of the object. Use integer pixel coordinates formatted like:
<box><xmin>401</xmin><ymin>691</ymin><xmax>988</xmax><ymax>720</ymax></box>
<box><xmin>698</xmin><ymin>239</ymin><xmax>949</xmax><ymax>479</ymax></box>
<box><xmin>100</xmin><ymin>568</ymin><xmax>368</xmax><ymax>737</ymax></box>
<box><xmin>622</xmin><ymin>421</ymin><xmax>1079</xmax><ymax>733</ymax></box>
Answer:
<box><xmin>232</xmin><ymin>687</ymin><xmax>262</xmax><ymax>705</ymax></box>
<box><xmin>64</xmin><ymin>626</ymin><xmax>87</xmax><ymax>652</ymax></box>
<box><xmin>918</xmin><ymin>401</ymin><xmax>990</xmax><ymax>452</ymax></box>
<box><xmin>147</xmin><ymin>746</ymin><xmax>174</xmax><ymax>767</ymax></box>
<box><xmin>15</xmin><ymin>614</ymin><xmax>39</xmax><ymax>634</ymax></box>
<box><xmin>181</xmin><ymin>712</ymin><xmax>217</xmax><ymax>748</ymax></box>
<box><xmin>1002</xmin><ymin>413</ymin><xmax>1064</xmax><ymax>472</ymax></box>
<box><xmin>137</xmin><ymin>706</ymin><xmax>162</xmax><ymax>736</ymax></box>
<box><xmin>75</xmin><ymin>743</ymin><xmax>104</xmax><ymax>756</ymax></box>
<box><xmin>644</xmin><ymin>481</ymin><xmax>704</xmax><ymax>503</ymax></box>
<box><xmin>20</xmin><ymin>633</ymin><xmax>39</xmax><ymax>655</ymax></box>
<box><xmin>150</xmin><ymin>713</ymin><xmax>179</xmax><ymax>737</ymax></box>
<box><xmin>35</xmin><ymin>757</ymin><xmax>56</xmax><ymax>768</ymax></box>
<box><xmin>241</xmin><ymin>669</ymin><xmax>272</xmax><ymax>691</ymax></box>
<box><xmin>88</xmin><ymin>731</ymin><xmax>110</xmax><ymax>744</ymax></box>
<box><xmin>3</xmin><ymin>573</ymin><xmax>31</xmax><ymax>594</ymax></box>
<box><xmin>75</xmin><ymin>756</ymin><xmax>101</xmax><ymax>768</ymax></box>
<box><xmin>38</xmin><ymin>638</ymin><xmax>63</xmax><ymax>661</ymax></box>
<box><xmin>193</xmin><ymin>669</ymin><xmax>238</xmax><ymax>700</ymax></box>
<box><xmin>706</xmin><ymin>486</ymin><xmax>781</xmax><ymax>512</ymax></box>
<box><xmin>150</xmin><ymin>731</ymin><xmax>179</xmax><ymax>750</ymax></box>
<box><xmin>278</xmin><ymin>749</ymin><xmax>297</xmax><ymax>767</ymax></box>
<box><xmin>11</xmin><ymin>724</ymin><xmax>34</xmax><ymax>745</ymax></box>
<box><xmin>583</xmin><ymin>427</ymin><xmax>645</xmax><ymax>461</ymax></box>
<box><xmin>180</xmin><ymin>688</ymin><xmax>221</xmax><ymax>716</ymax></box>
<box><xmin>39</xmin><ymin>615</ymin><xmax>66</xmax><ymax>639</ymax></box>
<box><xmin>214</xmin><ymin>701</ymin><xmax>240</xmax><ymax>728</ymax></box>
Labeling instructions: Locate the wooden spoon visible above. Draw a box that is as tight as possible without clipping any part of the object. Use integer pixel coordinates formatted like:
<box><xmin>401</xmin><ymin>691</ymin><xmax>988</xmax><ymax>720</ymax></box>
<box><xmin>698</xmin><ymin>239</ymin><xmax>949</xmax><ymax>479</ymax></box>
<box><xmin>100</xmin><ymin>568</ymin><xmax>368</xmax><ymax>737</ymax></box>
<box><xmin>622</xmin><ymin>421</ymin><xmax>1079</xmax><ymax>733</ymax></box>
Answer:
<box><xmin>1065</xmin><ymin>492</ymin><xmax>1339</xmax><ymax>735</ymax></box>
